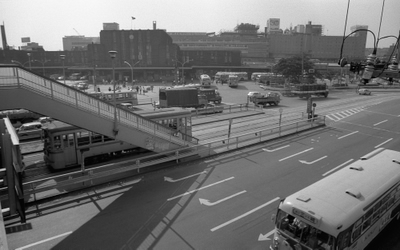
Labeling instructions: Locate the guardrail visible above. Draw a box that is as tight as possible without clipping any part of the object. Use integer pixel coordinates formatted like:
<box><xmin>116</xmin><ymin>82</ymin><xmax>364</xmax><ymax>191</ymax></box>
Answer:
<box><xmin>20</xmin><ymin>115</ymin><xmax>326</xmax><ymax>203</ymax></box>
<box><xmin>0</xmin><ymin>65</ymin><xmax>198</xmax><ymax>146</ymax></box>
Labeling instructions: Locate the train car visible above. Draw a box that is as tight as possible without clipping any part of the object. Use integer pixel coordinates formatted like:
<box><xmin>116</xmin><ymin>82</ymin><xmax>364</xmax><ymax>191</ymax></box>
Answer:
<box><xmin>43</xmin><ymin>108</ymin><xmax>193</xmax><ymax>169</ymax></box>
<box><xmin>88</xmin><ymin>89</ymin><xmax>138</xmax><ymax>105</ymax></box>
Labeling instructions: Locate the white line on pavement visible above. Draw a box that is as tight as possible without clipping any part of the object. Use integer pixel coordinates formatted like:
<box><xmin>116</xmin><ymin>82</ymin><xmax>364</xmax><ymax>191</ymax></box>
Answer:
<box><xmin>167</xmin><ymin>177</ymin><xmax>235</xmax><ymax>201</ymax></box>
<box><xmin>210</xmin><ymin>197</ymin><xmax>280</xmax><ymax>232</ymax></box>
<box><xmin>279</xmin><ymin>148</ymin><xmax>313</xmax><ymax>162</ymax></box>
<box><xmin>375</xmin><ymin>138</ymin><xmax>393</xmax><ymax>148</ymax></box>
<box><xmin>322</xmin><ymin>159</ymin><xmax>353</xmax><ymax>177</ymax></box>
<box><xmin>338</xmin><ymin>131</ymin><xmax>358</xmax><ymax>139</ymax></box>
<box><xmin>16</xmin><ymin>231</ymin><xmax>73</xmax><ymax>250</ymax></box>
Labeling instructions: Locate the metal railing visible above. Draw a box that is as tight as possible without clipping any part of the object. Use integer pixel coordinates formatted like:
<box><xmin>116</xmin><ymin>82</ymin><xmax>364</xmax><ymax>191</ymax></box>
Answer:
<box><xmin>0</xmin><ymin>65</ymin><xmax>199</xmax><ymax>146</ymax></box>
<box><xmin>21</xmin><ymin>115</ymin><xmax>326</xmax><ymax>203</ymax></box>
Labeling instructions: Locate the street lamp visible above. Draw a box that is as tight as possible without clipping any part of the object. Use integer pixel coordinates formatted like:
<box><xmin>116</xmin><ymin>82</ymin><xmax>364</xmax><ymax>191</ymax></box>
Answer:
<box><xmin>33</xmin><ymin>59</ymin><xmax>50</xmax><ymax>76</ymax></box>
<box><xmin>60</xmin><ymin>55</ymin><xmax>66</xmax><ymax>85</ymax></box>
<box><xmin>27</xmin><ymin>53</ymin><xmax>32</xmax><ymax>70</ymax></box>
<box><xmin>173</xmin><ymin>58</ymin><xmax>193</xmax><ymax>84</ymax></box>
<box><xmin>109</xmin><ymin>50</ymin><xmax>118</xmax><ymax>135</ymax></box>
<box><xmin>124</xmin><ymin>60</ymin><xmax>141</xmax><ymax>88</ymax></box>
<box><xmin>11</xmin><ymin>60</ymin><xmax>32</xmax><ymax>67</ymax></box>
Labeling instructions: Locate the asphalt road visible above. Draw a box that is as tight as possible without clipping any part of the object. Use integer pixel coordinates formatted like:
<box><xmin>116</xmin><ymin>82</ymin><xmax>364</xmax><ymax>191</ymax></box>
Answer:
<box><xmin>6</xmin><ymin>87</ymin><xmax>400</xmax><ymax>249</ymax></box>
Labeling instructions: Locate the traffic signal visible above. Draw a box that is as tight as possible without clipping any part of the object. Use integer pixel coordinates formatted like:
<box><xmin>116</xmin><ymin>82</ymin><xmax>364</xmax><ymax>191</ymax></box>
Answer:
<box><xmin>349</xmin><ymin>62</ymin><xmax>356</xmax><ymax>72</ymax></box>
<box><xmin>338</xmin><ymin>57</ymin><xmax>347</xmax><ymax>67</ymax></box>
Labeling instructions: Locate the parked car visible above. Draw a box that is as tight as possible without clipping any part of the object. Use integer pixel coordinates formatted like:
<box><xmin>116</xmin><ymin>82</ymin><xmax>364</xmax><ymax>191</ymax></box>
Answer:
<box><xmin>358</xmin><ymin>88</ymin><xmax>371</xmax><ymax>95</ymax></box>
<box><xmin>247</xmin><ymin>91</ymin><xmax>263</xmax><ymax>102</ymax></box>
<box><xmin>16</xmin><ymin>121</ymin><xmax>43</xmax><ymax>140</ymax></box>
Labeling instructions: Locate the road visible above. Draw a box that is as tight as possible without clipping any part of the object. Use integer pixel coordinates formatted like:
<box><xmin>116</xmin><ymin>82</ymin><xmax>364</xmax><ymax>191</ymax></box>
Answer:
<box><xmin>5</xmin><ymin>85</ymin><xmax>400</xmax><ymax>249</ymax></box>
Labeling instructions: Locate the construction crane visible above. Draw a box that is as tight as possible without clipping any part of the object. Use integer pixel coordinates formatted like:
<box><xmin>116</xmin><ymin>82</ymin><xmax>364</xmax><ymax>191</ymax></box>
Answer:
<box><xmin>73</xmin><ymin>28</ymin><xmax>82</xmax><ymax>36</ymax></box>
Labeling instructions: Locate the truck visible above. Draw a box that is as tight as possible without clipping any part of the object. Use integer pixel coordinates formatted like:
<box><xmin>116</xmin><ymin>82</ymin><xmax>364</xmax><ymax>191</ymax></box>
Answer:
<box><xmin>252</xmin><ymin>92</ymin><xmax>281</xmax><ymax>107</ymax></box>
<box><xmin>289</xmin><ymin>83</ymin><xmax>329</xmax><ymax>98</ymax></box>
<box><xmin>199</xmin><ymin>89</ymin><xmax>222</xmax><ymax>104</ymax></box>
<box><xmin>159</xmin><ymin>88</ymin><xmax>208</xmax><ymax>108</ymax></box>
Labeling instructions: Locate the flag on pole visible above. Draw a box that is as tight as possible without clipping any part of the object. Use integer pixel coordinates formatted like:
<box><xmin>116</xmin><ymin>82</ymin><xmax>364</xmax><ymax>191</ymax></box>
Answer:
<box><xmin>131</xmin><ymin>16</ymin><xmax>136</xmax><ymax>20</ymax></box>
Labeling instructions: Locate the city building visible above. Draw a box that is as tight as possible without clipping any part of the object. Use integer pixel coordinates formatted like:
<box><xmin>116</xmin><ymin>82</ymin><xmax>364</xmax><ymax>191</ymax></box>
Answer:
<box><xmin>62</xmin><ymin>36</ymin><xmax>100</xmax><ymax>51</ymax></box>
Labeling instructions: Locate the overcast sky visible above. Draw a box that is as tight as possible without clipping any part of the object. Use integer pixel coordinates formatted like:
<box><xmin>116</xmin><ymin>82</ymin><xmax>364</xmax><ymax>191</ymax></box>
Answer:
<box><xmin>1</xmin><ymin>0</ymin><xmax>399</xmax><ymax>51</ymax></box>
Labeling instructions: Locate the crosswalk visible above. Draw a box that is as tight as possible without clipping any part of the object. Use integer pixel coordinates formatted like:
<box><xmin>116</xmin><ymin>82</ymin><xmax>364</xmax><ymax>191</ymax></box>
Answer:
<box><xmin>325</xmin><ymin>107</ymin><xmax>365</xmax><ymax>122</ymax></box>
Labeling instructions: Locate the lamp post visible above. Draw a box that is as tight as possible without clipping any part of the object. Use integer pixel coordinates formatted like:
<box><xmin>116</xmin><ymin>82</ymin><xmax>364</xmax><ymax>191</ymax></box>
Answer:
<box><xmin>109</xmin><ymin>50</ymin><xmax>118</xmax><ymax>135</ymax></box>
<box><xmin>124</xmin><ymin>60</ymin><xmax>141</xmax><ymax>88</ymax></box>
<box><xmin>173</xmin><ymin>58</ymin><xmax>193</xmax><ymax>84</ymax></box>
<box><xmin>11</xmin><ymin>60</ymin><xmax>32</xmax><ymax>67</ymax></box>
<box><xmin>27</xmin><ymin>53</ymin><xmax>32</xmax><ymax>70</ymax></box>
<box><xmin>60</xmin><ymin>55</ymin><xmax>66</xmax><ymax>85</ymax></box>
<box><xmin>33</xmin><ymin>60</ymin><xmax>50</xmax><ymax>76</ymax></box>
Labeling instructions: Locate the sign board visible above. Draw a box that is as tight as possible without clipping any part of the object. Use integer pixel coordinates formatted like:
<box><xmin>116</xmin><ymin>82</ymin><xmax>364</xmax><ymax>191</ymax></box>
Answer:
<box><xmin>307</xmin><ymin>97</ymin><xmax>312</xmax><ymax>113</ymax></box>
<box><xmin>21</xmin><ymin>37</ymin><xmax>30</xmax><ymax>43</ymax></box>
<box><xmin>312</xmin><ymin>103</ymin><xmax>316</xmax><ymax>108</ymax></box>
<box><xmin>279</xmin><ymin>108</ymin><xmax>283</xmax><ymax>114</ymax></box>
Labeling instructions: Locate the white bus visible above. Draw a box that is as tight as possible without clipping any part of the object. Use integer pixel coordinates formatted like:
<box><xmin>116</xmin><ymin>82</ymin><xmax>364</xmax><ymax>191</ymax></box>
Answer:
<box><xmin>270</xmin><ymin>148</ymin><xmax>400</xmax><ymax>250</ymax></box>
<box><xmin>199</xmin><ymin>74</ymin><xmax>212</xmax><ymax>88</ymax></box>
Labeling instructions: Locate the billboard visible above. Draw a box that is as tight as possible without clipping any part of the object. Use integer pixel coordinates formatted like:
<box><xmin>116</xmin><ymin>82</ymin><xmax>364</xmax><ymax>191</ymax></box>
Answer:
<box><xmin>268</xmin><ymin>18</ymin><xmax>280</xmax><ymax>31</ymax></box>
<box><xmin>21</xmin><ymin>37</ymin><xmax>30</xmax><ymax>43</ymax></box>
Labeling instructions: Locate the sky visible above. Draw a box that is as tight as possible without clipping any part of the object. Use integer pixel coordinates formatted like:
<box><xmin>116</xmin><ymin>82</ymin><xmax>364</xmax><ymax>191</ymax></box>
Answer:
<box><xmin>1</xmin><ymin>0</ymin><xmax>399</xmax><ymax>51</ymax></box>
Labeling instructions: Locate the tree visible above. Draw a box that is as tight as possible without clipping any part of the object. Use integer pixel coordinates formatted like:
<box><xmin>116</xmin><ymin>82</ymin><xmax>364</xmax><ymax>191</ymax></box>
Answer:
<box><xmin>234</xmin><ymin>23</ymin><xmax>259</xmax><ymax>33</ymax></box>
<box><xmin>273</xmin><ymin>56</ymin><xmax>315</xmax><ymax>83</ymax></box>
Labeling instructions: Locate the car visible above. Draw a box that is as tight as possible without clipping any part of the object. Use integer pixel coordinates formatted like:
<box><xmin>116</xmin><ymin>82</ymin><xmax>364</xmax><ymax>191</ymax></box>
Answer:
<box><xmin>16</xmin><ymin>121</ymin><xmax>43</xmax><ymax>140</ymax></box>
<box><xmin>247</xmin><ymin>91</ymin><xmax>263</xmax><ymax>102</ymax></box>
<box><xmin>37</xmin><ymin>117</ymin><xmax>53</xmax><ymax>124</ymax></box>
<box><xmin>358</xmin><ymin>88</ymin><xmax>371</xmax><ymax>95</ymax></box>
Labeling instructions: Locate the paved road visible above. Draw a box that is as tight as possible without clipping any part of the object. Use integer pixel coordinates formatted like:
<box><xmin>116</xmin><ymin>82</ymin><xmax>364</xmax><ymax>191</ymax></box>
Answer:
<box><xmin>6</xmin><ymin>93</ymin><xmax>400</xmax><ymax>249</ymax></box>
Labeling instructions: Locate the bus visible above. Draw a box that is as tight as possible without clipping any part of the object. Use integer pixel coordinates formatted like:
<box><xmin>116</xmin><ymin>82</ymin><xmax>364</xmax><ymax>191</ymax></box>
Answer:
<box><xmin>43</xmin><ymin>108</ymin><xmax>193</xmax><ymax>169</ymax></box>
<box><xmin>215</xmin><ymin>72</ymin><xmax>230</xmax><ymax>83</ymax></box>
<box><xmin>199</xmin><ymin>74</ymin><xmax>212</xmax><ymax>88</ymax></box>
<box><xmin>88</xmin><ymin>89</ymin><xmax>138</xmax><ymax>105</ymax></box>
<box><xmin>228</xmin><ymin>75</ymin><xmax>239</xmax><ymax>88</ymax></box>
<box><xmin>270</xmin><ymin>148</ymin><xmax>400</xmax><ymax>250</ymax></box>
<box><xmin>231</xmin><ymin>72</ymin><xmax>248</xmax><ymax>81</ymax></box>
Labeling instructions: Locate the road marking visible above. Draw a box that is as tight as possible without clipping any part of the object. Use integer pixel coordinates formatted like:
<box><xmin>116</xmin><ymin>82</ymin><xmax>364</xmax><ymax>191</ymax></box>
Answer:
<box><xmin>262</xmin><ymin>145</ymin><xmax>290</xmax><ymax>152</ymax></box>
<box><xmin>16</xmin><ymin>231</ymin><xmax>73</xmax><ymax>250</ymax></box>
<box><xmin>322</xmin><ymin>159</ymin><xmax>353</xmax><ymax>176</ymax></box>
<box><xmin>338</xmin><ymin>131</ymin><xmax>358</xmax><ymax>139</ymax></box>
<box><xmin>164</xmin><ymin>171</ymin><xmax>207</xmax><ymax>183</ymax></box>
<box><xmin>373</xmin><ymin>120</ymin><xmax>388</xmax><ymax>126</ymax></box>
<box><xmin>167</xmin><ymin>177</ymin><xmax>234</xmax><ymax>201</ymax></box>
<box><xmin>258</xmin><ymin>229</ymin><xmax>275</xmax><ymax>241</ymax></box>
<box><xmin>299</xmin><ymin>155</ymin><xmax>327</xmax><ymax>165</ymax></box>
<box><xmin>199</xmin><ymin>190</ymin><xmax>247</xmax><ymax>206</ymax></box>
<box><xmin>279</xmin><ymin>148</ymin><xmax>313</xmax><ymax>162</ymax></box>
<box><xmin>210</xmin><ymin>197</ymin><xmax>280</xmax><ymax>232</ymax></box>
<box><xmin>375</xmin><ymin>138</ymin><xmax>393</xmax><ymax>148</ymax></box>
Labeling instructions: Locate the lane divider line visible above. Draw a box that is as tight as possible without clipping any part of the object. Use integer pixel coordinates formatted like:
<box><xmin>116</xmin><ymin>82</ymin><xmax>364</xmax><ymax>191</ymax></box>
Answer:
<box><xmin>210</xmin><ymin>197</ymin><xmax>280</xmax><ymax>232</ymax></box>
<box><xmin>279</xmin><ymin>148</ymin><xmax>313</xmax><ymax>162</ymax></box>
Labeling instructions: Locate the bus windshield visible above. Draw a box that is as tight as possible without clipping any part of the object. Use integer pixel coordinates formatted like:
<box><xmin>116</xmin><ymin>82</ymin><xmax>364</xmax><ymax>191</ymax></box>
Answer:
<box><xmin>276</xmin><ymin>209</ymin><xmax>335</xmax><ymax>249</ymax></box>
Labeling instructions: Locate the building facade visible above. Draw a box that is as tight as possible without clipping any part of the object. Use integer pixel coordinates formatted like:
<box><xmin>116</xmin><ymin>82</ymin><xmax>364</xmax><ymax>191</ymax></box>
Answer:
<box><xmin>62</xmin><ymin>36</ymin><xmax>100</xmax><ymax>51</ymax></box>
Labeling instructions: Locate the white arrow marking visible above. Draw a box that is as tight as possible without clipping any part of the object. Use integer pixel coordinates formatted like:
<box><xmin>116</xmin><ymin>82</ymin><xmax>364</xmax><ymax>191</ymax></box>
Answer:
<box><xmin>199</xmin><ymin>190</ymin><xmax>247</xmax><ymax>206</ymax></box>
<box><xmin>167</xmin><ymin>177</ymin><xmax>234</xmax><ymax>201</ymax></box>
<box><xmin>299</xmin><ymin>155</ymin><xmax>327</xmax><ymax>165</ymax></box>
<box><xmin>164</xmin><ymin>171</ymin><xmax>207</xmax><ymax>183</ymax></box>
<box><xmin>262</xmin><ymin>145</ymin><xmax>290</xmax><ymax>152</ymax></box>
<box><xmin>279</xmin><ymin>148</ymin><xmax>313</xmax><ymax>162</ymax></box>
<box><xmin>258</xmin><ymin>229</ymin><xmax>275</xmax><ymax>241</ymax></box>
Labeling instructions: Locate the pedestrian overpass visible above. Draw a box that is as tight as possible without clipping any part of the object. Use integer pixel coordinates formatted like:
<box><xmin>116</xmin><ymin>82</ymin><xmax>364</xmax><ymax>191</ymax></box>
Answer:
<box><xmin>0</xmin><ymin>65</ymin><xmax>198</xmax><ymax>152</ymax></box>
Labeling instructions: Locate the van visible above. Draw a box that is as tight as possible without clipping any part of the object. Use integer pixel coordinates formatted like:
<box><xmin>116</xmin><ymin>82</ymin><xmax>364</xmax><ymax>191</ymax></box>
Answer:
<box><xmin>16</xmin><ymin>122</ymin><xmax>43</xmax><ymax>140</ymax></box>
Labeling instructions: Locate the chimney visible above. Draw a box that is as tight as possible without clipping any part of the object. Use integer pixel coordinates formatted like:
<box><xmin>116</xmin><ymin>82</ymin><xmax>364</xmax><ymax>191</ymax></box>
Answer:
<box><xmin>153</xmin><ymin>21</ymin><xmax>156</xmax><ymax>30</ymax></box>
